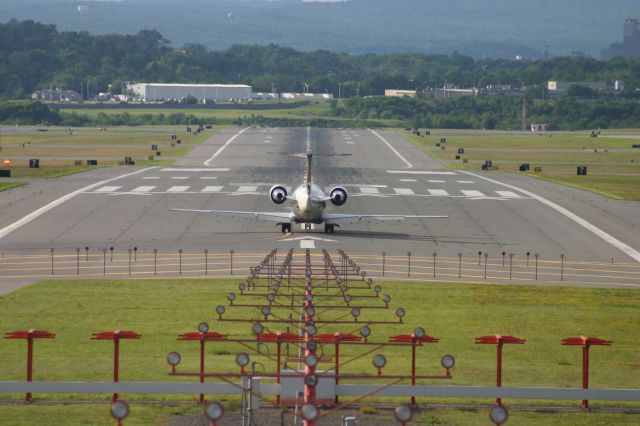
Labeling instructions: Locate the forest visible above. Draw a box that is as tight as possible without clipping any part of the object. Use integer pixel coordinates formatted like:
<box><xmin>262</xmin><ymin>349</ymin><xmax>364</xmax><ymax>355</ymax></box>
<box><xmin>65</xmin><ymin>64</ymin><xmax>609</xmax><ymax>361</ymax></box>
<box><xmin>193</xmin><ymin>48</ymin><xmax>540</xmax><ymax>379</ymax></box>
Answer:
<box><xmin>2</xmin><ymin>20</ymin><xmax>640</xmax><ymax>129</ymax></box>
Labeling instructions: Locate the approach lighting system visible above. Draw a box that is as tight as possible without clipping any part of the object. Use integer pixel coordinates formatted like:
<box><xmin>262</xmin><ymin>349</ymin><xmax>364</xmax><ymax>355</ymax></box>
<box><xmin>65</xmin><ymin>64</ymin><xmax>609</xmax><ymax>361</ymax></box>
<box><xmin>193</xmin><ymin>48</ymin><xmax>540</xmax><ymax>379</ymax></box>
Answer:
<box><xmin>306</xmin><ymin>306</ymin><xmax>316</xmax><ymax>317</ymax></box>
<box><xmin>227</xmin><ymin>293</ymin><xmax>236</xmax><ymax>303</ymax></box>
<box><xmin>394</xmin><ymin>404</ymin><xmax>413</xmax><ymax>423</ymax></box>
<box><xmin>252</xmin><ymin>323</ymin><xmax>264</xmax><ymax>335</ymax></box>
<box><xmin>414</xmin><ymin>327</ymin><xmax>425</xmax><ymax>338</ymax></box>
<box><xmin>304</xmin><ymin>354</ymin><xmax>319</xmax><ymax>368</ymax></box>
<box><xmin>166</xmin><ymin>352</ymin><xmax>181</xmax><ymax>367</ymax></box>
<box><xmin>395</xmin><ymin>308</ymin><xmax>406</xmax><ymax>319</ymax></box>
<box><xmin>198</xmin><ymin>322</ymin><xmax>209</xmax><ymax>333</ymax></box>
<box><xmin>110</xmin><ymin>400</ymin><xmax>130</xmax><ymax>421</ymax></box>
<box><xmin>359</xmin><ymin>326</ymin><xmax>371</xmax><ymax>338</ymax></box>
<box><xmin>238</xmin><ymin>283</ymin><xmax>246</xmax><ymax>292</ymax></box>
<box><xmin>205</xmin><ymin>402</ymin><xmax>224</xmax><ymax>422</ymax></box>
<box><xmin>306</xmin><ymin>340</ymin><xmax>318</xmax><ymax>351</ymax></box>
<box><xmin>441</xmin><ymin>354</ymin><xmax>456</xmax><ymax>369</ymax></box>
<box><xmin>301</xmin><ymin>403</ymin><xmax>319</xmax><ymax>421</ymax></box>
<box><xmin>304</xmin><ymin>373</ymin><xmax>319</xmax><ymax>387</ymax></box>
<box><xmin>489</xmin><ymin>404</ymin><xmax>509</xmax><ymax>424</ymax></box>
<box><xmin>235</xmin><ymin>353</ymin><xmax>250</xmax><ymax>368</ymax></box>
<box><xmin>351</xmin><ymin>307</ymin><xmax>361</xmax><ymax>319</ymax></box>
<box><xmin>372</xmin><ymin>354</ymin><xmax>387</xmax><ymax>369</ymax></box>
<box><xmin>215</xmin><ymin>305</ymin><xmax>225</xmax><ymax>315</ymax></box>
<box><xmin>306</xmin><ymin>325</ymin><xmax>317</xmax><ymax>336</ymax></box>
<box><xmin>383</xmin><ymin>295</ymin><xmax>391</xmax><ymax>304</ymax></box>
<box><xmin>344</xmin><ymin>294</ymin><xmax>353</xmax><ymax>304</ymax></box>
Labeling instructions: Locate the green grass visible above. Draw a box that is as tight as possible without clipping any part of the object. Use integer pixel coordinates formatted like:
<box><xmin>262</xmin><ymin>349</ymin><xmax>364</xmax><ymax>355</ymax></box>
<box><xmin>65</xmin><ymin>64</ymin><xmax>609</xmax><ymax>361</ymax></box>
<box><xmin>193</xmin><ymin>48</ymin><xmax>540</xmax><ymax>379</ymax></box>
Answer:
<box><xmin>0</xmin><ymin>278</ymin><xmax>638</xmax><ymax>424</ymax></box>
<box><xmin>0</xmin><ymin>182</ymin><xmax>27</xmax><ymax>191</ymax></box>
<box><xmin>0</xmin><ymin>126</ymin><xmax>213</xmax><ymax>175</ymax></box>
<box><xmin>402</xmin><ymin>130</ymin><xmax>640</xmax><ymax>200</ymax></box>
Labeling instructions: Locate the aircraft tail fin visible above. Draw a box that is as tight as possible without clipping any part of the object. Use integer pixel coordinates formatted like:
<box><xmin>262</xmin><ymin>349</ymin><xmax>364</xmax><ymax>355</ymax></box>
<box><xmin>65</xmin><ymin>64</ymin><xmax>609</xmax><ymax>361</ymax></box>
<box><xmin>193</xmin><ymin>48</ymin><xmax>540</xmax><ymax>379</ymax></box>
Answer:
<box><xmin>306</xmin><ymin>150</ymin><xmax>312</xmax><ymax>194</ymax></box>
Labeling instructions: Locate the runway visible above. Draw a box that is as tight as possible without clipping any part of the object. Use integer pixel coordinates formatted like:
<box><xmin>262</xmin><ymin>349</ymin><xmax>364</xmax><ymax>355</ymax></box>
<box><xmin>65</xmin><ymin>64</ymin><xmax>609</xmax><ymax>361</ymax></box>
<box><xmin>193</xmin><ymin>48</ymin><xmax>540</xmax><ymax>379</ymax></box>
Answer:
<box><xmin>1</xmin><ymin>127</ymin><xmax>639</xmax><ymax>289</ymax></box>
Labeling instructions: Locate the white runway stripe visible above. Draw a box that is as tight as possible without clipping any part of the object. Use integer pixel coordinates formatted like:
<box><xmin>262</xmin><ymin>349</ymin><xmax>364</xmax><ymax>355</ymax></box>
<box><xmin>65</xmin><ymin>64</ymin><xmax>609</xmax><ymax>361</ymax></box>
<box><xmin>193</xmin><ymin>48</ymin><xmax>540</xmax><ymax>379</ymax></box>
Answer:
<box><xmin>461</xmin><ymin>190</ymin><xmax>485</xmax><ymax>197</ymax></box>
<box><xmin>457</xmin><ymin>180</ymin><xmax>475</xmax><ymax>184</ymax></box>
<box><xmin>95</xmin><ymin>186</ymin><xmax>122</xmax><ymax>193</ymax></box>
<box><xmin>171</xmin><ymin>176</ymin><xmax>189</xmax><ymax>180</ymax></box>
<box><xmin>428</xmin><ymin>189</ymin><xmax>449</xmax><ymax>196</ymax></box>
<box><xmin>399</xmin><ymin>179</ymin><xmax>417</xmax><ymax>182</ymax></box>
<box><xmin>394</xmin><ymin>188</ymin><xmax>415</xmax><ymax>195</ymax></box>
<box><xmin>167</xmin><ymin>186</ymin><xmax>189</xmax><ymax>192</ymax></box>
<box><xmin>199</xmin><ymin>177</ymin><xmax>218</xmax><ymax>180</ymax></box>
<box><xmin>237</xmin><ymin>186</ymin><xmax>258</xmax><ymax>192</ymax></box>
<box><xmin>201</xmin><ymin>186</ymin><xmax>223</xmax><ymax>193</ymax></box>
<box><xmin>131</xmin><ymin>186</ymin><xmax>156</xmax><ymax>193</ymax></box>
<box><xmin>387</xmin><ymin>170</ymin><xmax>456</xmax><ymax>175</ymax></box>
<box><xmin>162</xmin><ymin>168</ymin><xmax>230</xmax><ymax>172</ymax></box>
<box><xmin>495</xmin><ymin>190</ymin><xmax>521</xmax><ymax>198</ymax></box>
<box><xmin>360</xmin><ymin>187</ymin><xmax>380</xmax><ymax>194</ymax></box>
<box><xmin>428</xmin><ymin>180</ymin><xmax>446</xmax><ymax>183</ymax></box>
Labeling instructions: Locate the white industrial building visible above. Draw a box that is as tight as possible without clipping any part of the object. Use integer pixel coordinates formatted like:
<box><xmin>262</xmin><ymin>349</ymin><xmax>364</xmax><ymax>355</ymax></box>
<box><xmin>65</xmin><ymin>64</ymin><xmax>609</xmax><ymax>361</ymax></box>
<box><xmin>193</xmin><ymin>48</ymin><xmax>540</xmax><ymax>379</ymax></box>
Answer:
<box><xmin>128</xmin><ymin>83</ymin><xmax>252</xmax><ymax>102</ymax></box>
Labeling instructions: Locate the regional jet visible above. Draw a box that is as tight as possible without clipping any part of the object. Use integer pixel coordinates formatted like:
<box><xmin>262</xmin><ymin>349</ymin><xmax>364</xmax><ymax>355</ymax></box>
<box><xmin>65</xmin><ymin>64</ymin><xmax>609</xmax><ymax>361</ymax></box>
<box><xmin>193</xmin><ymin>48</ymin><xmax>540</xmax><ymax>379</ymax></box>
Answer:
<box><xmin>170</xmin><ymin>151</ymin><xmax>447</xmax><ymax>233</ymax></box>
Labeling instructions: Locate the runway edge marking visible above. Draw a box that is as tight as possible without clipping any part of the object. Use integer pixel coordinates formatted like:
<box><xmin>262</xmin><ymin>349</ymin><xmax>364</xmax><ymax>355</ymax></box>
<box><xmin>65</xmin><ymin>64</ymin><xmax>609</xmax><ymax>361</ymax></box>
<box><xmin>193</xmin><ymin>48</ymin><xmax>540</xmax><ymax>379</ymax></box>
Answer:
<box><xmin>367</xmin><ymin>128</ymin><xmax>413</xmax><ymax>169</ymax></box>
<box><xmin>203</xmin><ymin>126</ymin><xmax>251</xmax><ymax>166</ymax></box>
<box><xmin>0</xmin><ymin>167</ymin><xmax>158</xmax><ymax>241</ymax></box>
<box><xmin>461</xmin><ymin>170</ymin><xmax>640</xmax><ymax>263</ymax></box>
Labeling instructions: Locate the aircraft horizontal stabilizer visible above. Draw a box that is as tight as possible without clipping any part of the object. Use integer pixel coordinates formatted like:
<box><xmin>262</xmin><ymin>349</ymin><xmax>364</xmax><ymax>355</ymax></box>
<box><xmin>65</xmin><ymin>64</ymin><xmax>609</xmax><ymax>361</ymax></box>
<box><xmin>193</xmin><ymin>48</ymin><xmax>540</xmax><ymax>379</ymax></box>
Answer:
<box><xmin>169</xmin><ymin>208</ymin><xmax>292</xmax><ymax>223</ymax></box>
<box><xmin>324</xmin><ymin>214</ymin><xmax>448</xmax><ymax>224</ymax></box>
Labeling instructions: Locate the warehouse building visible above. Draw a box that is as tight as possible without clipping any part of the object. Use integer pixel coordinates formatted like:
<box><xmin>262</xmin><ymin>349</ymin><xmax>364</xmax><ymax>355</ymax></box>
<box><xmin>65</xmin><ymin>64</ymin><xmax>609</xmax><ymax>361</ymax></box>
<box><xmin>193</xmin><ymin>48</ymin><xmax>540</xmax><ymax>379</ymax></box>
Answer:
<box><xmin>128</xmin><ymin>83</ymin><xmax>252</xmax><ymax>102</ymax></box>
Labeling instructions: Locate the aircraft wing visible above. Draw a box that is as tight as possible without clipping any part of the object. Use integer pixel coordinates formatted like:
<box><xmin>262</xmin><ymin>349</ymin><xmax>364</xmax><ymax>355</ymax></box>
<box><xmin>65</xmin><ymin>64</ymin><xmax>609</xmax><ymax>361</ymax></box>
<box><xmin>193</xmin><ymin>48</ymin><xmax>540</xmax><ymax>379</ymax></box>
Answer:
<box><xmin>169</xmin><ymin>208</ymin><xmax>293</xmax><ymax>223</ymax></box>
<box><xmin>324</xmin><ymin>213</ymin><xmax>448</xmax><ymax>224</ymax></box>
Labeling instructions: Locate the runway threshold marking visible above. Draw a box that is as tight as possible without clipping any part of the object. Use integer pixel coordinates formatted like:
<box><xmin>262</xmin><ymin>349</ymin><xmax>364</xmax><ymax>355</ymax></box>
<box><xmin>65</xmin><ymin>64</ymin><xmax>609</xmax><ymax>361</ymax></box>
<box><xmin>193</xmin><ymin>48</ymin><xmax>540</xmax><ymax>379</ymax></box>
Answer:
<box><xmin>0</xmin><ymin>167</ymin><xmax>157</xmax><ymax>241</ymax></box>
<box><xmin>203</xmin><ymin>126</ymin><xmax>251</xmax><ymax>166</ymax></box>
<box><xmin>368</xmin><ymin>128</ymin><xmax>414</xmax><ymax>169</ymax></box>
<box><xmin>461</xmin><ymin>170</ymin><xmax>640</xmax><ymax>263</ymax></box>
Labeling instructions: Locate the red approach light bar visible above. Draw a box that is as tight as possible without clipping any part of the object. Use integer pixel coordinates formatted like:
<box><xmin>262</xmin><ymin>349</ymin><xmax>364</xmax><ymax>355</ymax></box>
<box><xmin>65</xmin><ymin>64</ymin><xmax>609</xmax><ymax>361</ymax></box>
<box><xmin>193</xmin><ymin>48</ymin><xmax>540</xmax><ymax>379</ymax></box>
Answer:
<box><xmin>562</xmin><ymin>336</ymin><xmax>613</xmax><ymax>347</ymax></box>
<box><xmin>474</xmin><ymin>334</ymin><xmax>526</xmax><ymax>345</ymax></box>
<box><xmin>257</xmin><ymin>332</ymin><xmax>304</xmax><ymax>343</ymax></box>
<box><xmin>4</xmin><ymin>329</ymin><xmax>56</xmax><ymax>339</ymax></box>
<box><xmin>389</xmin><ymin>334</ymin><xmax>440</xmax><ymax>344</ymax></box>
<box><xmin>91</xmin><ymin>330</ymin><xmax>141</xmax><ymax>340</ymax></box>
<box><xmin>178</xmin><ymin>331</ymin><xmax>229</xmax><ymax>341</ymax></box>
<box><xmin>316</xmin><ymin>333</ymin><xmax>362</xmax><ymax>343</ymax></box>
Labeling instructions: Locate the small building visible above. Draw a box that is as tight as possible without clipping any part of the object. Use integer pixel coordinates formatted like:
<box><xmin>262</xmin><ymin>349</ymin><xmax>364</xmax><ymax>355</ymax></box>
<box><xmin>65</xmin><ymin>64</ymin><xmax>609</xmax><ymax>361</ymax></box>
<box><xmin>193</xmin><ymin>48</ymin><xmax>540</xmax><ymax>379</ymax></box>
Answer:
<box><xmin>280</xmin><ymin>92</ymin><xmax>334</xmax><ymax>100</ymax></box>
<box><xmin>385</xmin><ymin>89</ymin><xmax>417</xmax><ymax>98</ymax></box>
<box><xmin>531</xmin><ymin>124</ymin><xmax>550</xmax><ymax>132</ymax></box>
<box><xmin>547</xmin><ymin>81</ymin><xmax>608</xmax><ymax>94</ymax></box>
<box><xmin>32</xmin><ymin>89</ymin><xmax>81</xmax><ymax>102</ymax></box>
<box><xmin>129</xmin><ymin>83</ymin><xmax>252</xmax><ymax>102</ymax></box>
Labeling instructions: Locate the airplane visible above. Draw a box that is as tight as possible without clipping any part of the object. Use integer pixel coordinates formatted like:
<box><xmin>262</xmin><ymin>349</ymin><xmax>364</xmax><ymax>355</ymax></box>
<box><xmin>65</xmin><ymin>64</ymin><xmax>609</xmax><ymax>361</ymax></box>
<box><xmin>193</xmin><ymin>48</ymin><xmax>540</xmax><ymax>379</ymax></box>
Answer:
<box><xmin>169</xmin><ymin>151</ymin><xmax>448</xmax><ymax>233</ymax></box>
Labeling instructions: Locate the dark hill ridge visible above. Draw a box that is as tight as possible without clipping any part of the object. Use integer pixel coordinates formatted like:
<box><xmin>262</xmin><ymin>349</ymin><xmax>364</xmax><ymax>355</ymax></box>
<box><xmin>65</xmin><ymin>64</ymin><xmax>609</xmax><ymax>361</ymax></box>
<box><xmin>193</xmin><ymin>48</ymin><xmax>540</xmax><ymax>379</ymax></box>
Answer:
<box><xmin>1</xmin><ymin>0</ymin><xmax>638</xmax><ymax>58</ymax></box>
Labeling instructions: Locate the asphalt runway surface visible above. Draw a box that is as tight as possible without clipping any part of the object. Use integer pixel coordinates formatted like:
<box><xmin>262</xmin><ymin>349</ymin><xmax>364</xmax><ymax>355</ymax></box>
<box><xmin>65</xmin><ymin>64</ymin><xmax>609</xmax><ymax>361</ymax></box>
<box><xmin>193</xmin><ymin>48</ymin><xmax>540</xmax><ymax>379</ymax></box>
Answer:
<box><xmin>1</xmin><ymin>127</ymin><xmax>639</xmax><ymax>290</ymax></box>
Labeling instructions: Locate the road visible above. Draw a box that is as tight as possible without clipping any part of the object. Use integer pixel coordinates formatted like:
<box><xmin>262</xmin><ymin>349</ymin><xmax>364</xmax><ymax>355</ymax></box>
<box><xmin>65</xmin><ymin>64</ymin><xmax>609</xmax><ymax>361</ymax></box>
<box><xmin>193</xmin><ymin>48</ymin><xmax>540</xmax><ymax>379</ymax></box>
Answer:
<box><xmin>0</xmin><ymin>127</ymin><xmax>639</xmax><ymax>289</ymax></box>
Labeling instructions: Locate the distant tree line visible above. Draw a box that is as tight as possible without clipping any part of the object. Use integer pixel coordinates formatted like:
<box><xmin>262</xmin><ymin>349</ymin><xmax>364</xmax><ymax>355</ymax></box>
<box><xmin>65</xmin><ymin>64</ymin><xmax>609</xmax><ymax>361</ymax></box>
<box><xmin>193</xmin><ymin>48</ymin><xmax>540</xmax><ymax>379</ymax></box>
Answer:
<box><xmin>2</xmin><ymin>19</ymin><xmax>640</xmax><ymax>100</ymax></box>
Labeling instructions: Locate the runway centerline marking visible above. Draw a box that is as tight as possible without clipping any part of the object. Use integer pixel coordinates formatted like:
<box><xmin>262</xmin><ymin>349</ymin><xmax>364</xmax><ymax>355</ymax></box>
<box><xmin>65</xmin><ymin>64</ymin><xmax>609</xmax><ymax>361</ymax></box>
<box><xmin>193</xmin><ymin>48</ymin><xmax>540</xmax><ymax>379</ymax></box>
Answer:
<box><xmin>428</xmin><ymin>180</ymin><xmax>446</xmax><ymax>183</ymax></box>
<box><xmin>199</xmin><ymin>177</ymin><xmax>218</xmax><ymax>180</ymax></box>
<box><xmin>203</xmin><ymin>126</ymin><xmax>251</xmax><ymax>166</ymax></box>
<box><xmin>0</xmin><ymin>167</ymin><xmax>157</xmax><ymax>241</ymax></box>
<box><xmin>399</xmin><ymin>179</ymin><xmax>417</xmax><ymax>182</ymax></box>
<box><xmin>457</xmin><ymin>180</ymin><xmax>475</xmax><ymax>184</ymax></box>
<box><xmin>368</xmin><ymin>129</ymin><xmax>413</xmax><ymax>169</ymax></box>
<box><xmin>461</xmin><ymin>170</ymin><xmax>640</xmax><ymax>263</ymax></box>
<box><xmin>387</xmin><ymin>170</ymin><xmax>456</xmax><ymax>175</ymax></box>
<box><xmin>162</xmin><ymin>168</ymin><xmax>230</xmax><ymax>172</ymax></box>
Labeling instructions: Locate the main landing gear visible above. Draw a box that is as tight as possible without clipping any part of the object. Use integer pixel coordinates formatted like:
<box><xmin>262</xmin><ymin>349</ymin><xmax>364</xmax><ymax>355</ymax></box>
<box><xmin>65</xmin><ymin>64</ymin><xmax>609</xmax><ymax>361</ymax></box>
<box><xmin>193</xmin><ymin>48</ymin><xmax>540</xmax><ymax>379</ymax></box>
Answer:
<box><xmin>324</xmin><ymin>224</ymin><xmax>337</xmax><ymax>234</ymax></box>
<box><xmin>280</xmin><ymin>223</ymin><xmax>292</xmax><ymax>233</ymax></box>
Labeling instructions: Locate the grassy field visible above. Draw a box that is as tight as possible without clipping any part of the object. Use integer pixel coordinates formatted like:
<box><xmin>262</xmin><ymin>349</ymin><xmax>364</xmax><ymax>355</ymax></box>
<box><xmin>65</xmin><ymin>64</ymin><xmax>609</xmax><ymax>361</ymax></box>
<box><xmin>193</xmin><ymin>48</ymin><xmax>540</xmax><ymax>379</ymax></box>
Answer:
<box><xmin>403</xmin><ymin>130</ymin><xmax>640</xmax><ymax>200</ymax></box>
<box><xmin>61</xmin><ymin>101</ymin><xmax>332</xmax><ymax>121</ymax></box>
<box><xmin>0</xmin><ymin>278</ymin><xmax>638</xmax><ymax>424</ymax></box>
<box><xmin>0</xmin><ymin>182</ymin><xmax>27</xmax><ymax>192</ymax></box>
<box><xmin>0</xmin><ymin>126</ymin><xmax>212</xmax><ymax>178</ymax></box>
